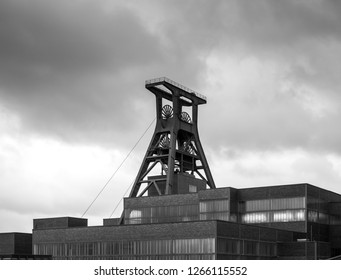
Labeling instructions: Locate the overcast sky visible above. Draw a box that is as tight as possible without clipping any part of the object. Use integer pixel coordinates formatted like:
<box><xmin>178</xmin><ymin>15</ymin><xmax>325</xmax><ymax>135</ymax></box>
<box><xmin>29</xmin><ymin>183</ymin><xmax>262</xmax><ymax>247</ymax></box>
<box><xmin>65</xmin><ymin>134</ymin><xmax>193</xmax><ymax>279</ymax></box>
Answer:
<box><xmin>1</xmin><ymin>0</ymin><xmax>341</xmax><ymax>232</ymax></box>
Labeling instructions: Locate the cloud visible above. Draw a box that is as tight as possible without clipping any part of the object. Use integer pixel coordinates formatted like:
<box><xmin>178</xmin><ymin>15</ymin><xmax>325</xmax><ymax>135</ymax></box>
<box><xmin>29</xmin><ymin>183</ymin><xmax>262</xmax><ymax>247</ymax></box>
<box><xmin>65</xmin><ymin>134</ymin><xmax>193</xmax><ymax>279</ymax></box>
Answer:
<box><xmin>200</xmin><ymin>51</ymin><xmax>341</xmax><ymax>155</ymax></box>
<box><xmin>190</xmin><ymin>0</ymin><xmax>341</xmax><ymax>155</ymax></box>
<box><xmin>1</xmin><ymin>0</ymin><xmax>341</xmax><ymax>232</ymax></box>
<box><xmin>0</xmin><ymin>0</ymin><xmax>166</xmax><ymax>147</ymax></box>
<box><xmin>210</xmin><ymin>148</ymin><xmax>341</xmax><ymax>193</ymax></box>
<box><xmin>0</xmin><ymin>0</ymin><xmax>163</xmax><ymax>75</ymax></box>
<box><xmin>2</xmin><ymin>0</ymin><xmax>339</xmax><ymax>151</ymax></box>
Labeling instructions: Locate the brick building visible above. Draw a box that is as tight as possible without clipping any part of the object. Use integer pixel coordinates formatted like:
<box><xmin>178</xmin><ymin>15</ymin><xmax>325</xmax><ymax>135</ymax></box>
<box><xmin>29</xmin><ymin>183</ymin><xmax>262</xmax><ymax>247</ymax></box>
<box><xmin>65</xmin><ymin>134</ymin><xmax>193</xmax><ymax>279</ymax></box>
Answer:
<box><xmin>0</xmin><ymin>232</ymin><xmax>50</xmax><ymax>260</ymax></box>
<box><xmin>32</xmin><ymin>183</ymin><xmax>341</xmax><ymax>260</ymax></box>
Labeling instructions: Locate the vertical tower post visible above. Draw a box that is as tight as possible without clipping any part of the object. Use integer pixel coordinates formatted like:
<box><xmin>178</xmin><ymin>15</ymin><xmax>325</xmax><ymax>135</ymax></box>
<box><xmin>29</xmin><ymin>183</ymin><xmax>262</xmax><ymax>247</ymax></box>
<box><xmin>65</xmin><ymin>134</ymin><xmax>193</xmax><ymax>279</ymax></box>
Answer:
<box><xmin>128</xmin><ymin>77</ymin><xmax>216</xmax><ymax>198</ymax></box>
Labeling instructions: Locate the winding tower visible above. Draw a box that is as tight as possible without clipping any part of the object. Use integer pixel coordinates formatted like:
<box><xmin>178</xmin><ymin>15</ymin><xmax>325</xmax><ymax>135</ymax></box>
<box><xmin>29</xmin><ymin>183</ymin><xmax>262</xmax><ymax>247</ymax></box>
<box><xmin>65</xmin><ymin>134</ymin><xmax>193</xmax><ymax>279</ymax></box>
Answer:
<box><xmin>128</xmin><ymin>77</ymin><xmax>215</xmax><ymax>198</ymax></box>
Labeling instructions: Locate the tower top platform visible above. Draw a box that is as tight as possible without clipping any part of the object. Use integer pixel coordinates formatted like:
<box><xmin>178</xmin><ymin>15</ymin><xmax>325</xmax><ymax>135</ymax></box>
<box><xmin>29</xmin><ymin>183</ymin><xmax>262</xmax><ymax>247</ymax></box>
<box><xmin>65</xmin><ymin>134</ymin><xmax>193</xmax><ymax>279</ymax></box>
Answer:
<box><xmin>145</xmin><ymin>77</ymin><xmax>207</xmax><ymax>104</ymax></box>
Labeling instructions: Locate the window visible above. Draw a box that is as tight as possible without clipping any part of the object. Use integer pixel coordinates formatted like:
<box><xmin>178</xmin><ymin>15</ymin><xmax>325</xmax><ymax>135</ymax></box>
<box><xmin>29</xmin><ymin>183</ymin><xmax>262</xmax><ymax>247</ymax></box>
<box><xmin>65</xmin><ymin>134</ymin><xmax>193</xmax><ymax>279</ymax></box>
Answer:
<box><xmin>189</xmin><ymin>185</ymin><xmax>197</xmax><ymax>193</ymax></box>
<box><xmin>271</xmin><ymin>197</ymin><xmax>305</xmax><ymax>210</ymax></box>
<box><xmin>245</xmin><ymin>200</ymin><xmax>270</xmax><ymax>212</ymax></box>
<box><xmin>173</xmin><ymin>238</ymin><xmax>215</xmax><ymax>254</ymax></box>
<box><xmin>240</xmin><ymin>197</ymin><xmax>306</xmax><ymax>224</ymax></box>
<box><xmin>259</xmin><ymin>242</ymin><xmax>276</xmax><ymax>256</ymax></box>
<box><xmin>242</xmin><ymin>209</ymin><xmax>305</xmax><ymax>223</ymax></box>
<box><xmin>199</xmin><ymin>199</ymin><xmax>229</xmax><ymax>221</ymax></box>
<box><xmin>125</xmin><ymin>204</ymin><xmax>199</xmax><ymax>224</ymax></box>
<box><xmin>36</xmin><ymin>238</ymin><xmax>215</xmax><ymax>260</ymax></box>
<box><xmin>199</xmin><ymin>199</ymin><xmax>229</xmax><ymax>213</ymax></box>
<box><xmin>243</xmin><ymin>241</ymin><xmax>258</xmax><ymax>255</ymax></box>
<box><xmin>242</xmin><ymin>212</ymin><xmax>269</xmax><ymax>223</ymax></box>
<box><xmin>217</xmin><ymin>239</ymin><xmax>240</xmax><ymax>254</ymax></box>
<box><xmin>272</xmin><ymin>210</ymin><xmax>305</xmax><ymax>222</ymax></box>
<box><xmin>128</xmin><ymin>210</ymin><xmax>142</xmax><ymax>224</ymax></box>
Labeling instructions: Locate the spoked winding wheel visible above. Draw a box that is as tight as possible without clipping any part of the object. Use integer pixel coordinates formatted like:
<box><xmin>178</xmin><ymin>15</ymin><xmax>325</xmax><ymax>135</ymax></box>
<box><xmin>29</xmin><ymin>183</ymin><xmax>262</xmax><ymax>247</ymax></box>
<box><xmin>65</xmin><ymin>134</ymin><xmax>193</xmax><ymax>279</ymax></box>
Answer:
<box><xmin>158</xmin><ymin>134</ymin><xmax>171</xmax><ymax>149</ymax></box>
<box><xmin>180</xmin><ymin>112</ymin><xmax>192</xmax><ymax>123</ymax></box>
<box><xmin>162</xmin><ymin>105</ymin><xmax>173</xmax><ymax>119</ymax></box>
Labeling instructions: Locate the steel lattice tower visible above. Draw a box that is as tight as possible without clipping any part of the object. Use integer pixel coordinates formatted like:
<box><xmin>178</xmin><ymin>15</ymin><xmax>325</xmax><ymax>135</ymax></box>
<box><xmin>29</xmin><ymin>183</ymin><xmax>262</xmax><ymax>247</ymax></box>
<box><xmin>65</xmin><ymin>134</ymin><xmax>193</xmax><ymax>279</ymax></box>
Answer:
<box><xmin>128</xmin><ymin>77</ymin><xmax>216</xmax><ymax>198</ymax></box>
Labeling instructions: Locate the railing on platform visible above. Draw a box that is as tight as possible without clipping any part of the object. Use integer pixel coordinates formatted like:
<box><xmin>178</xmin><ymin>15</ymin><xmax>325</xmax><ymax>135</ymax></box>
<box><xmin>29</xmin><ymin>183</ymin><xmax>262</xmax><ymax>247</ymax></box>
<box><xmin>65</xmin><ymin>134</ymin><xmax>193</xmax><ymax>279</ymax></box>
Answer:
<box><xmin>145</xmin><ymin>77</ymin><xmax>207</xmax><ymax>101</ymax></box>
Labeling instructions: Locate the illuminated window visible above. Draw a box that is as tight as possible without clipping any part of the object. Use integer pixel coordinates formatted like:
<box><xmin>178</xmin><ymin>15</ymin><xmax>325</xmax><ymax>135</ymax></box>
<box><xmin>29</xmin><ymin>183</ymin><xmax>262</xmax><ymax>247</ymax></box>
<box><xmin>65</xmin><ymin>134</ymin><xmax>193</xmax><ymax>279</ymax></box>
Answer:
<box><xmin>241</xmin><ymin>212</ymin><xmax>269</xmax><ymax>223</ymax></box>
<box><xmin>240</xmin><ymin>197</ymin><xmax>306</xmax><ymax>224</ymax></box>
<box><xmin>272</xmin><ymin>210</ymin><xmax>305</xmax><ymax>222</ymax></box>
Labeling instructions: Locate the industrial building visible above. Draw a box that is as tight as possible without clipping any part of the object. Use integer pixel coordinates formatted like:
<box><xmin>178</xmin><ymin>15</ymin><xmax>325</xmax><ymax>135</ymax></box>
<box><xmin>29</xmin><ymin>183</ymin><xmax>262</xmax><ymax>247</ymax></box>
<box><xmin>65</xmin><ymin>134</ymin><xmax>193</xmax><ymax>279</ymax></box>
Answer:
<box><xmin>0</xmin><ymin>232</ymin><xmax>50</xmax><ymax>260</ymax></box>
<box><xmin>32</xmin><ymin>183</ymin><xmax>341</xmax><ymax>260</ymax></box>
<box><xmin>3</xmin><ymin>78</ymin><xmax>341</xmax><ymax>260</ymax></box>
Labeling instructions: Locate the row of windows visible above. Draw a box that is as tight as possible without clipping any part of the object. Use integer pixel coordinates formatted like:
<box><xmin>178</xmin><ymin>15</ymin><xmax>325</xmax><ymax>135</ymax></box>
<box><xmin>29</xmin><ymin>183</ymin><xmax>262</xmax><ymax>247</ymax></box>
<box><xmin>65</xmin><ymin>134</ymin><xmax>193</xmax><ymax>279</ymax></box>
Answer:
<box><xmin>175</xmin><ymin>238</ymin><xmax>215</xmax><ymax>254</ymax></box>
<box><xmin>34</xmin><ymin>238</ymin><xmax>277</xmax><ymax>259</ymax></box>
<box><xmin>199</xmin><ymin>200</ymin><xmax>230</xmax><ymax>222</ymax></box>
<box><xmin>243</xmin><ymin>209</ymin><xmax>341</xmax><ymax>225</ymax></box>
<box><xmin>126</xmin><ymin>204</ymin><xmax>198</xmax><ymax>219</ymax></box>
<box><xmin>125</xmin><ymin>204</ymin><xmax>199</xmax><ymax>224</ymax></box>
<box><xmin>125</xmin><ymin>197</ymin><xmax>341</xmax><ymax>226</ymax></box>
<box><xmin>33</xmin><ymin>238</ymin><xmax>215</xmax><ymax>258</ymax></box>
<box><xmin>125</xmin><ymin>199</ymin><xmax>230</xmax><ymax>224</ymax></box>
<box><xmin>126</xmin><ymin>216</ymin><xmax>198</xmax><ymax>224</ymax></box>
<box><xmin>52</xmin><ymin>254</ymin><xmax>215</xmax><ymax>260</ymax></box>
<box><xmin>217</xmin><ymin>239</ymin><xmax>277</xmax><ymax>257</ymax></box>
<box><xmin>199</xmin><ymin>200</ymin><xmax>229</xmax><ymax>213</ymax></box>
<box><xmin>239</xmin><ymin>197</ymin><xmax>305</xmax><ymax>212</ymax></box>
<box><xmin>127</xmin><ymin>213</ymin><xmax>234</xmax><ymax>224</ymax></box>
<box><xmin>241</xmin><ymin>209</ymin><xmax>305</xmax><ymax>224</ymax></box>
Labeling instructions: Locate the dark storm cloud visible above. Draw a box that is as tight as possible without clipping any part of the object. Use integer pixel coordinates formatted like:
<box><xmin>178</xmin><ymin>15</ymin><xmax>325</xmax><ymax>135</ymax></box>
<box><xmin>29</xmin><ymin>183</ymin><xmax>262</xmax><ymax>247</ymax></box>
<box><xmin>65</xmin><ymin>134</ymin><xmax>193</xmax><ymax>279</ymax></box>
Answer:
<box><xmin>150</xmin><ymin>0</ymin><xmax>341</xmax><ymax>51</ymax></box>
<box><xmin>0</xmin><ymin>0</ymin><xmax>227</xmax><ymax>147</ymax></box>
<box><xmin>0</xmin><ymin>0</ymin><xmax>167</xmax><ymax>75</ymax></box>
<box><xmin>1</xmin><ymin>0</ymin><xmax>341</xmax><ymax>153</ymax></box>
<box><xmin>232</xmin><ymin>0</ymin><xmax>340</xmax><ymax>48</ymax></box>
<box><xmin>0</xmin><ymin>0</ymin><xmax>166</xmax><ymax>145</ymax></box>
<box><xmin>181</xmin><ymin>0</ymin><xmax>341</xmax><ymax>154</ymax></box>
